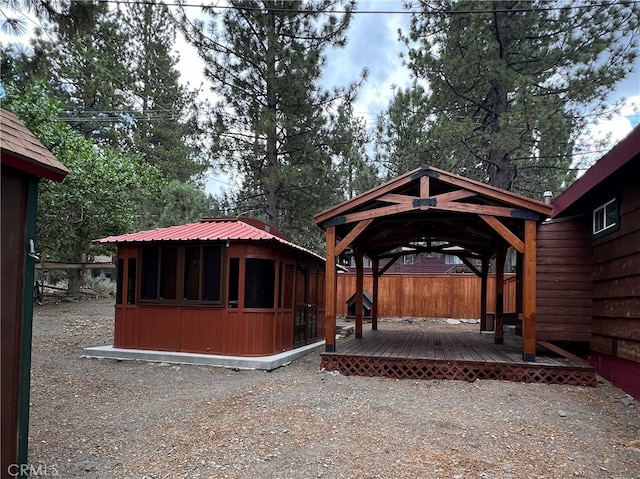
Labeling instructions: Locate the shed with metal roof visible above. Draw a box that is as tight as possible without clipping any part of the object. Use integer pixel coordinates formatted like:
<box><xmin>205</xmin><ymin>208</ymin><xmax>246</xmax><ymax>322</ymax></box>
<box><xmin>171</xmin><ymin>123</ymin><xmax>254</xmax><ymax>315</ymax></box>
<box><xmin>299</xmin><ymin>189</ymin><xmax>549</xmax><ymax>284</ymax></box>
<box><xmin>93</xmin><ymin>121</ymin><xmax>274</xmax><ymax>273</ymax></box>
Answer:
<box><xmin>94</xmin><ymin>217</ymin><xmax>327</xmax><ymax>357</ymax></box>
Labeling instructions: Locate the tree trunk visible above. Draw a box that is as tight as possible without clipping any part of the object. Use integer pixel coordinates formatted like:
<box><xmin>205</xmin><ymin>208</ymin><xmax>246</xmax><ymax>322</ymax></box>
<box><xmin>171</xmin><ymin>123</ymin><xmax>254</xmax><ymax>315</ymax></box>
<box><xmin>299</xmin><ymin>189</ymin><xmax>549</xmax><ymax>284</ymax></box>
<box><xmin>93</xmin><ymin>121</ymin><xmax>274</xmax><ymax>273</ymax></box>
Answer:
<box><xmin>265</xmin><ymin>6</ymin><xmax>279</xmax><ymax>228</ymax></box>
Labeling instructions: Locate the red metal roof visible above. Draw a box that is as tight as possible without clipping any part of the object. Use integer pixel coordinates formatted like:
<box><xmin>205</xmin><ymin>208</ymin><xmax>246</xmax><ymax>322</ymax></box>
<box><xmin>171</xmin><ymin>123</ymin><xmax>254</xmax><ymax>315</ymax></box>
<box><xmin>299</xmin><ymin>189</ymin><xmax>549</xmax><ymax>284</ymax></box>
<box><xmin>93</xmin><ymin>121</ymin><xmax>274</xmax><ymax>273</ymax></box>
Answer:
<box><xmin>95</xmin><ymin>217</ymin><xmax>324</xmax><ymax>261</ymax></box>
<box><xmin>553</xmin><ymin>125</ymin><xmax>640</xmax><ymax>217</ymax></box>
<box><xmin>1</xmin><ymin>108</ymin><xmax>69</xmax><ymax>182</ymax></box>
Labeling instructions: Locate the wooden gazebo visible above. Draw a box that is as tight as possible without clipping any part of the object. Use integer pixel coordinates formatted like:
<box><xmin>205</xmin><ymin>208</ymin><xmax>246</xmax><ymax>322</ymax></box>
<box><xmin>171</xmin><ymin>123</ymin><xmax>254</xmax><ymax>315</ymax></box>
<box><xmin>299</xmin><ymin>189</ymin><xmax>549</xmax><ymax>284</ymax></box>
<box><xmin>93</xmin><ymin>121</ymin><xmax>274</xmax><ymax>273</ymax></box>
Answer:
<box><xmin>314</xmin><ymin>166</ymin><xmax>553</xmax><ymax>363</ymax></box>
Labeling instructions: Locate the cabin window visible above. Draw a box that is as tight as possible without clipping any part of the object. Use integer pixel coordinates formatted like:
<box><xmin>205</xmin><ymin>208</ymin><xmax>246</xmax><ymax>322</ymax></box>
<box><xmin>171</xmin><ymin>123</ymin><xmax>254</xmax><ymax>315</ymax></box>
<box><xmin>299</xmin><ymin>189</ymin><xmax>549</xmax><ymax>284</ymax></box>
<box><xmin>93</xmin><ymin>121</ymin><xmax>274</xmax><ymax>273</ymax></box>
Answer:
<box><xmin>228</xmin><ymin>258</ymin><xmax>239</xmax><ymax>308</ymax></box>
<box><xmin>160</xmin><ymin>246</ymin><xmax>178</xmax><ymax>300</ymax></box>
<box><xmin>349</xmin><ymin>256</ymin><xmax>372</xmax><ymax>268</ymax></box>
<box><xmin>140</xmin><ymin>246</ymin><xmax>160</xmax><ymax>300</ymax></box>
<box><xmin>202</xmin><ymin>245</ymin><xmax>223</xmax><ymax>302</ymax></box>
<box><xmin>402</xmin><ymin>255</ymin><xmax>414</xmax><ymax>265</ymax></box>
<box><xmin>139</xmin><ymin>244</ymin><xmax>224</xmax><ymax>303</ymax></box>
<box><xmin>183</xmin><ymin>246</ymin><xmax>201</xmax><ymax>300</ymax></box>
<box><xmin>445</xmin><ymin>254</ymin><xmax>462</xmax><ymax>265</ymax></box>
<box><xmin>245</xmin><ymin>258</ymin><xmax>276</xmax><ymax>308</ymax></box>
<box><xmin>116</xmin><ymin>259</ymin><xmax>124</xmax><ymax>305</ymax></box>
<box><xmin>593</xmin><ymin>199</ymin><xmax>619</xmax><ymax>238</ymax></box>
<box><xmin>127</xmin><ymin>258</ymin><xmax>136</xmax><ymax>304</ymax></box>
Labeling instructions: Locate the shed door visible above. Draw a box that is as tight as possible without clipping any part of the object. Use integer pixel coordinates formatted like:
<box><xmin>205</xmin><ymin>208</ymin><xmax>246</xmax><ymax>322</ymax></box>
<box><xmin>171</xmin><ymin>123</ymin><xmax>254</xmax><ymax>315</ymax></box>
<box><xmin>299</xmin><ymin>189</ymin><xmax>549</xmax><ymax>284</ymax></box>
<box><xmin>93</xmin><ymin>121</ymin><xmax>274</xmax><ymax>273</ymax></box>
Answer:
<box><xmin>294</xmin><ymin>264</ymin><xmax>318</xmax><ymax>347</ymax></box>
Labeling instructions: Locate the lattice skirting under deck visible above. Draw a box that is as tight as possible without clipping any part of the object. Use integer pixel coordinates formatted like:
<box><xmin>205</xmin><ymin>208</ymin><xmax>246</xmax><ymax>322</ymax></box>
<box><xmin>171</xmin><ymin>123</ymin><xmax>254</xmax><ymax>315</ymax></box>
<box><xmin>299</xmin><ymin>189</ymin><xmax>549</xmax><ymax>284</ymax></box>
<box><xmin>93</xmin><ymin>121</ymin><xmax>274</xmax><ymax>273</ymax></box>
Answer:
<box><xmin>321</xmin><ymin>354</ymin><xmax>596</xmax><ymax>387</ymax></box>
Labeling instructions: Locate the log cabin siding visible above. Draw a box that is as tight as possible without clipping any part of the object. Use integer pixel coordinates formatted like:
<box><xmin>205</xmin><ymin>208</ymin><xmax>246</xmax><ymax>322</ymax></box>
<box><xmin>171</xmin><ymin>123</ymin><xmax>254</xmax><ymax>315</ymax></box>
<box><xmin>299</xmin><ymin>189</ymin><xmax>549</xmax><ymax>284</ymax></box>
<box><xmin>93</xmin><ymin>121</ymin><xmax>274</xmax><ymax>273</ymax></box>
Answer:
<box><xmin>591</xmin><ymin>180</ymin><xmax>640</xmax><ymax>364</ymax></box>
<box><xmin>535</xmin><ymin>218</ymin><xmax>592</xmax><ymax>342</ymax></box>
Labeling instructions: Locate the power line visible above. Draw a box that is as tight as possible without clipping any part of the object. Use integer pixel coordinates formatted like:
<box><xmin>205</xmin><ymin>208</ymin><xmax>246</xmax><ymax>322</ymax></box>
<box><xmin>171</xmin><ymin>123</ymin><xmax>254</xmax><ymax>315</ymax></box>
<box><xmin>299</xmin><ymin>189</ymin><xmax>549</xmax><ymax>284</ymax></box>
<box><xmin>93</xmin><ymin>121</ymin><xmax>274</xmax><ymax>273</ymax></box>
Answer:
<box><xmin>89</xmin><ymin>0</ymin><xmax>640</xmax><ymax>15</ymax></box>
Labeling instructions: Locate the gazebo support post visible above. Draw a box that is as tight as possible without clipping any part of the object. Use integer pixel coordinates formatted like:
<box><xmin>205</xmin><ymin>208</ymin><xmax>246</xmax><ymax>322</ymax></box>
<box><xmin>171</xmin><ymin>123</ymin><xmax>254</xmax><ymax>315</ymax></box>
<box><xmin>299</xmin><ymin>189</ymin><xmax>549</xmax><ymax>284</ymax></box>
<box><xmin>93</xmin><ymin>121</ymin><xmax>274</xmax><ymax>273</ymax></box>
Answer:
<box><xmin>324</xmin><ymin>226</ymin><xmax>337</xmax><ymax>352</ymax></box>
<box><xmin>480</xmin><ymin>256</ymin><xmax>489</xmax><ymax>332</ymax></box>
<box><xmin>371</xmin><ymin>258</ymin><xmax>379</xmax><ymax>331</ymax></box>
<box><xmin>494</xmin><ymin>245</ymin><xmax>506</xmax><ymax>345</ymax></box>
<box><xmin>354</xmin><ymin>249</ymin><xmax>364</xmax><ymax>339</ymax></box>
<box><xmin>523</xmin><ymin>220</ymin><xmax>537</xmax><ymax>361</ymax></box>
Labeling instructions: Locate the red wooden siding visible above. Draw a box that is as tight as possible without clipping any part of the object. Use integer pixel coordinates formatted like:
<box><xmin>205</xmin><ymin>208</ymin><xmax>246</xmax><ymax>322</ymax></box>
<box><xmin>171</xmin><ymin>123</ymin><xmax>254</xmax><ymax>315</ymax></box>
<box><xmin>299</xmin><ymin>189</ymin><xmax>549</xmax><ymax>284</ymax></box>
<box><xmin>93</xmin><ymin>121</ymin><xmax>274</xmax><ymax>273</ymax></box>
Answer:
<box><xmin>112</xmin><ymin>240</ymin><xmax>324</xmax><ymax>356</ymax></box>
<box><xmin>336</xmin><ymin>274</ymin><xmax>516</xmax><ymax>319</ymax></box>
<box><xmin>1</xmin><ymin>168</ymin><xmax>28</xmax><ymax>473</ymax></box>
<box><xmin>535</xmin><ymin>219</ymin><xmax>592</xmax><ymax>342</ymax></box>
<box><xmin>591</xmin><ymin>181</ymin><xmax>640</xmax><ymax>364</ymax></box>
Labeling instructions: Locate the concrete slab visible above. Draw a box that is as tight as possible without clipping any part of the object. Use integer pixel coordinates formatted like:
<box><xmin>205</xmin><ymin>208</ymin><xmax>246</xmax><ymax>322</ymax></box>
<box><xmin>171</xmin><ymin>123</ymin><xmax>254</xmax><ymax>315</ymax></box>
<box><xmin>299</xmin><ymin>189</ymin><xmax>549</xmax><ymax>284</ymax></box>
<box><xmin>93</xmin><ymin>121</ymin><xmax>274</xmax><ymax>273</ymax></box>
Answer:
<box><xmin>82</xmin><ymin>340</ymin><xmax>325</xmax><ymax>371</ymax></box>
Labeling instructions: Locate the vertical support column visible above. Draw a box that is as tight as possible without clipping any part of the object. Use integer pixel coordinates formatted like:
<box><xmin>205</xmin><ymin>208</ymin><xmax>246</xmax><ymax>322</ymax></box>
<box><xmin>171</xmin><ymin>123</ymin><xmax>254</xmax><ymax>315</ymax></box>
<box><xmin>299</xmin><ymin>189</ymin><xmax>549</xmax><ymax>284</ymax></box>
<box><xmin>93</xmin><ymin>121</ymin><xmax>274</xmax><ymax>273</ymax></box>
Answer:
<box><xmin>324</xmin><ymin>226</ymin><xmax>337</xmax><ymax>352</ymax></box>
<box><xmin>515</xmin><ymin>252</ymin><xmax>523</xmax><ymax>316</ymax></box>
<box><xmin>354</xmin><ymin>249</ymin><xmax>364</xmax><ymax>339</ymax></box>
<box><xmin>371</xmin><ymin>258</ymin><xmax>379</xmax><ymax>331</ymax></box>
<box><xmin>523</xmin><ymin>220</ymin><xmax>537</xmax><ymax>362</ymax></box>
<box><xmin>494</xmin><ymin>245</ymin><xmax>506</xmax><ymax>345</ymax></box>
<box><xmin>480</xmin><ymin>256</ymin><xmax>489</xmax><ymax>332</ymax></box>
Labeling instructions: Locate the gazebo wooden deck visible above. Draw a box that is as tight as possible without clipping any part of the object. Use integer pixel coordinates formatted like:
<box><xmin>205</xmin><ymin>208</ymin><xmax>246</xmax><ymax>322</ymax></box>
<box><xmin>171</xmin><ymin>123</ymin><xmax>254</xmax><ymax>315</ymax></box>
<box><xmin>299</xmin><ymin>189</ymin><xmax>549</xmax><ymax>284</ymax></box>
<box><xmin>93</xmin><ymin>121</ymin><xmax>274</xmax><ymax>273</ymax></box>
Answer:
<box><xmin>321</xmin><ymin>329</ymin><xmax>596</xmax><ymax>386</ymax></box>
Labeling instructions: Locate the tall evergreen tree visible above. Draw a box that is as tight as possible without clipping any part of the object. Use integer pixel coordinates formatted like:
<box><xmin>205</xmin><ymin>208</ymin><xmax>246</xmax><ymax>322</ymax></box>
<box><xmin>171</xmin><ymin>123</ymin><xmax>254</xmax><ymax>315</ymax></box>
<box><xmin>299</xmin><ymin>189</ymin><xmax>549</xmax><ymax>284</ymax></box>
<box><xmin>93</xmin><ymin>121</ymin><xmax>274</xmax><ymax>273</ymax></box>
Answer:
<box><xmin>4</xmin><ymin>0</ymin><xmax>208</xmax><ymax>183</ymax></box>
<box><xmin>115</xmin><ymin>1</ymin><xmax>208</xmax><ymax>183</ymax></box>
<box><xmin>332</xmin><ymin>102</ymin><xmax>380</xmax><ymax>199</ymax></box>
<box><xmin>382</xmin><ymin>0</ymin><xmax>639</xmax><ymax>198</ymax></box>
<box><xmin>180</xmin><ymin>0</ymin><xmax>363</xmax><ymax>249</ymax></box>
<box><xmin>28</xmin><ymin>1</ymin><xmax>134</xmax><ymax>146</ymax></box>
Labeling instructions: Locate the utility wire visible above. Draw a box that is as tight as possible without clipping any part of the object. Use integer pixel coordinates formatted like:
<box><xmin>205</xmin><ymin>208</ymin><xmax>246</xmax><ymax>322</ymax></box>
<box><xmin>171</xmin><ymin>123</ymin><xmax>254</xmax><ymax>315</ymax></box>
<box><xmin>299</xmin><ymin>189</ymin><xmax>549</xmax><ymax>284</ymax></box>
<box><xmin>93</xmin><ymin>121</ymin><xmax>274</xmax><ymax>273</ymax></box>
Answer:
<box><xmin>89</xmin><ymin>0</ymin><xmax>640</xmax><ymax>15</ymax></box>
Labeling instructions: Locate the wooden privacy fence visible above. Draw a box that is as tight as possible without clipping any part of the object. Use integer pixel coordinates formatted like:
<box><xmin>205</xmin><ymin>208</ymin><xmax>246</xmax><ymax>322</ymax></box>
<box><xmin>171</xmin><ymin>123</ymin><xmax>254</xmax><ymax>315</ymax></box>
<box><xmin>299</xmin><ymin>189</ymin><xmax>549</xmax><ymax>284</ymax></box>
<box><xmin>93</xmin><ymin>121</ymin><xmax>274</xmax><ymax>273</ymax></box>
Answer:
<box><xmin>337</xmin><ymin>274</ymin><xmax>516</xmax><ymax>319</ymax></box>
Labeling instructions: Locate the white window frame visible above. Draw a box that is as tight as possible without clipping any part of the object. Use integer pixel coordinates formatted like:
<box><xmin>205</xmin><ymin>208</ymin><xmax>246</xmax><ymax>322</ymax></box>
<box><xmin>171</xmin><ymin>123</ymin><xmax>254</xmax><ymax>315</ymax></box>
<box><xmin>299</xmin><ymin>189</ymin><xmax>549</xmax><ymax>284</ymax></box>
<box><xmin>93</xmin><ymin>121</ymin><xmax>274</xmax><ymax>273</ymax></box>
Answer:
<box><xmin>445</xmin><ymin>254</ymin><xmax>463</xmax><ymax>265</ymax></box>
<box><xmin>593</xmin><ymin>199</ymin><xmax>617</xmax><ymax>236</ymax></box>
<box><xmin>402</xmin><ymin>255</ymin><xmax>414</xmax><ymax>265</ymax></box>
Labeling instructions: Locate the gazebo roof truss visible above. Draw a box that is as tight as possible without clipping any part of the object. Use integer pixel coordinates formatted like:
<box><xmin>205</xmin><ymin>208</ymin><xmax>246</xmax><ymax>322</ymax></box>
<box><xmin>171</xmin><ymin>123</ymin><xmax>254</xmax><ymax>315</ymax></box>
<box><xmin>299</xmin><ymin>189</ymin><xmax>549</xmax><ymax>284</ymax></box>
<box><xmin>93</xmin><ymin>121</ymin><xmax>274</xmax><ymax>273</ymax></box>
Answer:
<box><xmin>314</xmin><ymin>165</ymin><xmax>552</xmax><ymax>362</ymax></box>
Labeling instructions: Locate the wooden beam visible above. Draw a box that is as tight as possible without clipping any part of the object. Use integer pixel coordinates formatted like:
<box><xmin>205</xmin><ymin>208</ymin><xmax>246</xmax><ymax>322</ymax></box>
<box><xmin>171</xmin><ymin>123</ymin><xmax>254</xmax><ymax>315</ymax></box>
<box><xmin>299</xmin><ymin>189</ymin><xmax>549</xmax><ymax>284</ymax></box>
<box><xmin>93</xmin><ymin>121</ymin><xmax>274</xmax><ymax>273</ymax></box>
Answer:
<box><xmin>433</xmin><ymin>190</ymin><xmax>477</xmax><ymax>202</ymax></box>
<box><xmin>523</xmin><ymin>220</ymin><xmax>537</xmax><ymax>362</ymax></box>
<box><xmin>432</xmin><ymin>170</ymin><xmax>553</xmax><ymax>216</ymax></box>
<box><xmin>324</xmin><ymin>226</ymin><xmax>337</xmax><ymax>352</ymax></box>
<box><xmin>372</xmin><ymin>258</ymin><xmax>379</xmax><ymax>331</ymax></box>
<box><xmin>420</xmin><ymin>175</ymin><xmax>430</xmax><ymax>197</ymax></box>
<box><xmin>339</xmin><ymin>203</ymin><xmax>415</xmax><ymax>225</ymax></box>
<box><xmin>378</xmin><ymin>193</ymin><xmax>414</xmax><ymax>204</ymax></box>
<box><xmin>435</xmin><ymin>201</ymin><xmax>539</xmax><ymax>220</ymax></box>
<box><xmin>378</xmin><ymin>190</ymin><xmax>477</xmax><ymax>206</ymax></box>
<box><xmin>537</xmin><ymin>341</ymin><xmax>589</xmax><ymax>365</ymax></box>
<box><xmin>355</xmin><ymin>249</ymin><xmax>364</xmax><ymax>339</ymax></box>
<box><xmin>480</xmin><ymin>215</ymin><xmax>525</xmax><ymax>253</ymax></box>
<box><xmin>314</xmin><ymin>174</ymin><xmax>416</xmax><ymax>225</ymax></box>
<box><xmin>459</xmin><ymin>256</ymin><xmax>481</xmax><ymax>277</ymax></box>
<box><xmin>377</xmin><ymin>254</ymin><xmax>401</xmax><ymax>276</ymax></box>
<box><xmin>494</xmin><ymin>245</ymin><xmax>506</xmax><ymax>345</ymax></box>
<box><xmin>335</xmin><ymin>219</ymin><xmax>373</xmax><ymax>256</ymax></box>
<box><xmin>480</xmin><ymin>257</ymin><xmax>489</xmax><ymax>331</ymax></box>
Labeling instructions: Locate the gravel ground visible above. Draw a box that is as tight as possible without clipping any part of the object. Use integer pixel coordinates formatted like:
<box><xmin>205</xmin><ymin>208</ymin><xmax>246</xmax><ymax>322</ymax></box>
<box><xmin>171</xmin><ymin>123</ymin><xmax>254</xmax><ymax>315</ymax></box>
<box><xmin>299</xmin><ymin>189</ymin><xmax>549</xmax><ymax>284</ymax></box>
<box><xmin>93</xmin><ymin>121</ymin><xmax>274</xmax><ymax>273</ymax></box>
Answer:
<box><xmin>27</xmin><ymin>297</ymin><xmax>640</xmax><ymax>479</ymax></box>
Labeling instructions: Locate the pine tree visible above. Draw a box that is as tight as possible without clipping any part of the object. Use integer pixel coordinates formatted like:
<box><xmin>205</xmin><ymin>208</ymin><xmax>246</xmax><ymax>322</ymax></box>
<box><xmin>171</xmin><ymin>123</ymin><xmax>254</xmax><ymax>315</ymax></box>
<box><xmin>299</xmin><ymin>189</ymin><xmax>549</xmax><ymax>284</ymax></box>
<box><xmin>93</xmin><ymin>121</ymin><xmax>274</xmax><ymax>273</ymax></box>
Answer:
<box><xmin>115</xmin><ymin>1</ymin><xmax>208</xmax><ymax>183</ymax></box>
<box><xmin>384</xmin><ymin>0</ymin><xmax>639</xmax><ymax>198</ymax></box>
<box><xmin>180</xmin><ymin>0</ymin><xmax>364</xmax><ymax>249</ymax></box>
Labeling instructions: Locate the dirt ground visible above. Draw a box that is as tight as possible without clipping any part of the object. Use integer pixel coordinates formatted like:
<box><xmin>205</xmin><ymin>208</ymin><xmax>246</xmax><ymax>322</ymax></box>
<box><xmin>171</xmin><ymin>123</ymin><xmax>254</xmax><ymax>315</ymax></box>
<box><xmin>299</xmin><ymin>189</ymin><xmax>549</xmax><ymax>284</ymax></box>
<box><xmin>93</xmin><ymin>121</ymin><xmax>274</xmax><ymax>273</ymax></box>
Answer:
<box><xmin>27</xmin><ymin>297</ymin><xmax>639</xmax><ymax>479</ymax></box>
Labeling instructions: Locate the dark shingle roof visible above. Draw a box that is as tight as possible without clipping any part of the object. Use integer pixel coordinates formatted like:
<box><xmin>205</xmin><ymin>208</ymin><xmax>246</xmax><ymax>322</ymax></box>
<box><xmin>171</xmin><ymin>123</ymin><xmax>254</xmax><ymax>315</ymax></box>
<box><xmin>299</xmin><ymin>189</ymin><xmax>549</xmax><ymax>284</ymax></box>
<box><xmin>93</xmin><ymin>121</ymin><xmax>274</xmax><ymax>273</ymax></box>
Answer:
<box><xmin>1</xmin><ymin>108</ymin><xmax>69</xmax><ymax>182</ymax></box>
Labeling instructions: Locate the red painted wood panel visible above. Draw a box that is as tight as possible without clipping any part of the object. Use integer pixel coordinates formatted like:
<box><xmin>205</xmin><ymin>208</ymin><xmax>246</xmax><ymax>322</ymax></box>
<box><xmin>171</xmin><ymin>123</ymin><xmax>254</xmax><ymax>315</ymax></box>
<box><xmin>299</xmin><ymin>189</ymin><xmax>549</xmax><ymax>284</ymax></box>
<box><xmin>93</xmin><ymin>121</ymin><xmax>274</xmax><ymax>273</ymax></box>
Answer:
<box><xmin>135</xmin><ymin>307</ymin><xmax>181</xmax><ymax>351</ymax></box>
<box><xmin>180</xmin><ymin>308</ymin><xmax>227</xmax><ymax>354</ymax></box>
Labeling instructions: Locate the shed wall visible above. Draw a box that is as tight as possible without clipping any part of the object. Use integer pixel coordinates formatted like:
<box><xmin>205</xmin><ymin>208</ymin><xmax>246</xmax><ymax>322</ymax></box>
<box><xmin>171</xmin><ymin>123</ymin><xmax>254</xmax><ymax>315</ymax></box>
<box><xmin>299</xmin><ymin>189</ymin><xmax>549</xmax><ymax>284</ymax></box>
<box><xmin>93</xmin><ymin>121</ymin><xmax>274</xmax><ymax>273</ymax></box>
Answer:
<box><xmin>535</xmin><ymin>219</ymin><xmax>592</xmax><ymax>342</ymax></box>
<box><xmin>1</xmin><ymin>167</ymin><xmax>28</xmax><ymax>475</ymax></box>
<box><xmin>113</xmin><ymin>241</ymin><xmax>324</xmax><ymax>356</ymax></box>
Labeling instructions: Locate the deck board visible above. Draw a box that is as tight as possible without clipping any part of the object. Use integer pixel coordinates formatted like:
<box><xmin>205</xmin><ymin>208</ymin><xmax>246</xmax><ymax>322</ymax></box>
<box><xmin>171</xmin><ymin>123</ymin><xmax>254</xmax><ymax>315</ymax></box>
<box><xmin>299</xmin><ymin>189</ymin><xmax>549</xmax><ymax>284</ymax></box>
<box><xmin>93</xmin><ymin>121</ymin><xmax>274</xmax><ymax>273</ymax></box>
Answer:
<box><xmin>321</xmin><ymin>329</ymin><xmax>596</xmax><ymax>386</ymax></box>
